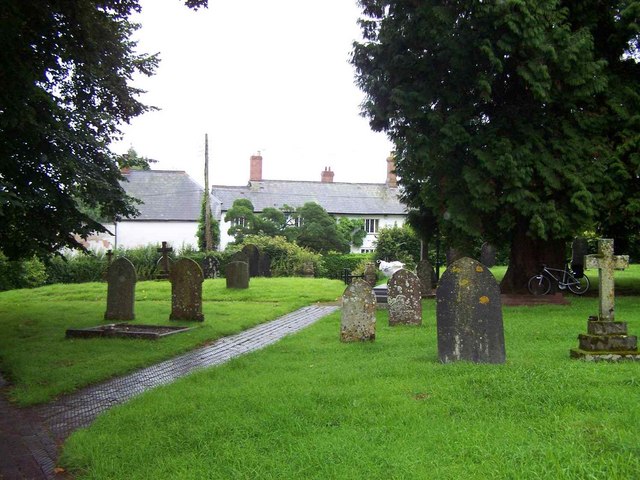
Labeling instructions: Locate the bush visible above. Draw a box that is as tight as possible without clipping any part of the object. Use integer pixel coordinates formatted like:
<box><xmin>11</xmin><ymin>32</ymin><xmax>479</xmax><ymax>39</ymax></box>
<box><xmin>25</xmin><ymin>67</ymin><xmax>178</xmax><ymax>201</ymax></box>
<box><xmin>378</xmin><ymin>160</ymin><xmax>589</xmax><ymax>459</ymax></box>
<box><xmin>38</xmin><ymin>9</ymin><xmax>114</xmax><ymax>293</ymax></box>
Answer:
<box><xmin>232</xmin><ymin>235</ymin><xmax>321</xmax><ymax>277</ymax></box>
<box><xmin>319</xmin><ymin>253</ymin><xmax>373</xmax><ymax>279</ymax></box>
<box><xmin>0</xmin><ymin>253</ymin><xmax>48</xmax><ymax>291</ymax></box>
<box><xmin>374</xmin><ymin>225</ymin><xmax>421</xmax><ymax>269</ymax></box>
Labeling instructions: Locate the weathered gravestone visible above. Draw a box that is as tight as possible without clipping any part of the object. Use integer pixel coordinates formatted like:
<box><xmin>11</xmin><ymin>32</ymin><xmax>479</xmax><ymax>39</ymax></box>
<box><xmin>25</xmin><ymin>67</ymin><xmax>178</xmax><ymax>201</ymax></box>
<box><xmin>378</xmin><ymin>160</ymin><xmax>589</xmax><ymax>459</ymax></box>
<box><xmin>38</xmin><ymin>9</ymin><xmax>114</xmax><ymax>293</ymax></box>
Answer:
<box><xmin>387</xmin><ymin>269</ymin><xmax>422</xmax><ymax>326</ymax></box>
<box><xmin>258</xmin><ymin>251</ymin><xmax>272</xmax><ymax>277</ymax></box>
<box><xmin>416</xmin><ymin>259</ymin><xmax>435</xmax><ymax>297</ymax></box>
<box><xmin>480</xmin><ymin>243</ymin><xmax>497</xmax><ymax>268</ymax></box>
<box><xmin>169</xmin><ymin>258</ymin><xmax>204</xmax><ymax>321</ymax></box>
<box><xmin>301</xmin><ymin>261</ymin><xmax>315</xmax><ymax>278</ymax></box>
<box><xmin>571</xmin><ymin>239</ymin><xmax>639</xmax><ymax>361</ymax></box>
<box><xmin>201</xmin><ymin>256</ymin><xmax>220</xmax><ymax>279</ymax></box>
<box><xmin>436</xmin><ymin>257</ymin><xmax>505</xmax><ymax>364</ymax></box>
<box><xmin>571</xmin><ymin>237</ymin><xmax>589</xmax><ymax>278</ymax></box>
<box><xmin>226</xmin><ymin>261</ymin><xmax>249</xmax><ymax>289</ymax></box>
<box><xmin>363</xmin><ymin>262</ymin><xmax>378</xmax><ymax>288</ymax></box>
<box><xmin>104</xmin><ymin>257</ymin><xmax>136</xmax><ymax>321</ymax></box>
<box><xmin>241</xmin><ymin>244</ymin><xmax>261</xmax><ymax>277</ymax></box>
<box><xmin>156</xmin><ymin>241</ymin><xmax>174</xmax><ymax>280</ymax></box>
<box><xmin>341</xmin><ymin>279</ymin><xmax>377</xmax><ymax>342</ymax></box>
<box><xmin>446</xmin><ymin>248</ymin><xmax>464</xmax><ymax>266</ymax></box>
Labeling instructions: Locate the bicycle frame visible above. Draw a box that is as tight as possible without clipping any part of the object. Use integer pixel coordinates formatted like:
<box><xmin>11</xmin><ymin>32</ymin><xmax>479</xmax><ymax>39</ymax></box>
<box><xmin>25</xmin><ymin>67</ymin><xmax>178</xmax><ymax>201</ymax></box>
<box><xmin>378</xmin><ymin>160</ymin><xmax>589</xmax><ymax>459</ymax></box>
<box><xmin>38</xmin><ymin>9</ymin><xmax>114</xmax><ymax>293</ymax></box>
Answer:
<box><xmin>541</xmin><ymin>265</ymin><xmax>579</xmax><ymax>289</ymax></box>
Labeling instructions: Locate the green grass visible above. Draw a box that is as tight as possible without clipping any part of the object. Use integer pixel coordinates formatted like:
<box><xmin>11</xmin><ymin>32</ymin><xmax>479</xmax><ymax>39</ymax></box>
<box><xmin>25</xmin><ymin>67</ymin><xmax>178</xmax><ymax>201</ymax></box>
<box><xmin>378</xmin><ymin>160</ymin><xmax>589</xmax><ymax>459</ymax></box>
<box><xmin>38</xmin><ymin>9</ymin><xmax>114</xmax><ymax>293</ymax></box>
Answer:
<box><xmin>0</xmin><ymin>278</ymin><xmax>345</xmax><ymax>405</ymax></box>
<box><xmin>60</xmin><ymin>296</ymin><xmax>640</xmax><ymax>479</ymax></box>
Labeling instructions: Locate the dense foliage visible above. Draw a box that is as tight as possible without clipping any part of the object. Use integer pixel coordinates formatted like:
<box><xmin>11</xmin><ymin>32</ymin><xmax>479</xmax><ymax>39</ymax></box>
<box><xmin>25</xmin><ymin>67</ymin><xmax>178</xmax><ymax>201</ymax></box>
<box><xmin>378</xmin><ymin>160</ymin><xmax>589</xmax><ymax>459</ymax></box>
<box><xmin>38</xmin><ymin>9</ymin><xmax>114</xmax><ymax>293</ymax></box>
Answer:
<box><xmin>232</xmin><ymin>235</ymin><xmax>321</xmax><ymax>277</ymax></box>
<box><xmin>0</xmin><ymin>1</ymin><xmax>207</xmax><ymax>260</ymax></box>
<box><xmin>352</xmin><ymin>0</ymin><xmax>640</xmax><ymax>291</ymax></box>
<box><xmin>374</xmin><ymin>225</ymin><xmax>420</xmax><ymax>269</ymax></box>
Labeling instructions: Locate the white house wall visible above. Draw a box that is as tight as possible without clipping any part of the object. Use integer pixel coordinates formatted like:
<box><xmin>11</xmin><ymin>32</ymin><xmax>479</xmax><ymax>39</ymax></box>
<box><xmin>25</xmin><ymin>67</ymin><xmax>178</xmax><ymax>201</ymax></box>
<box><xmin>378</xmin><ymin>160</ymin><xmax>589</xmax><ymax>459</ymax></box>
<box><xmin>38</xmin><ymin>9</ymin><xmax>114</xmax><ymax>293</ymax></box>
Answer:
<box><xmin>114</xmin><ymin>221</ymin><xmax>199</xmax><ymax>251</ymax></box>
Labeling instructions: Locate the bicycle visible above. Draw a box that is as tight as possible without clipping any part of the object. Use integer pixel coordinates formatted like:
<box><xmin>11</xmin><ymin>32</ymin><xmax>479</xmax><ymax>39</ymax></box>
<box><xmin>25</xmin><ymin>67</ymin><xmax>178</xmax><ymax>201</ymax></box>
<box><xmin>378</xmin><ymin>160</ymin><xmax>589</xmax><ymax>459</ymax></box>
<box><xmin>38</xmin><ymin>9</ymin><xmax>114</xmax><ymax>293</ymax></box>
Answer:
<box><xmin>527</xmin><ymin>264</ymin><xmax>590</xmax><ymax>296</ymax></box>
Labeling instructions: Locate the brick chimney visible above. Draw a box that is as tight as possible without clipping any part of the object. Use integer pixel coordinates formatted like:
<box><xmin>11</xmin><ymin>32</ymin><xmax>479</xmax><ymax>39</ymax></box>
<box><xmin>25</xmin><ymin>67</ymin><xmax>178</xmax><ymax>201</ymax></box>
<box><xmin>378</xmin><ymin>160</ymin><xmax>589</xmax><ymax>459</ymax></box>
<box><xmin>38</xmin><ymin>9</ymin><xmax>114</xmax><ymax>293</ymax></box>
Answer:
<box><xmin>386</xmin><ymin>154</ymin><xmax>397</xmax><ymax>187</ymax></box>
<box><xmin>321</xmin><ymin>166</ymin><xmax>334</xmax><ymax>183</ymax></box>
<box><xmin>249</xmin><ymin>153</ymin><xmax>263</xmax><ymax>181</ymax></box>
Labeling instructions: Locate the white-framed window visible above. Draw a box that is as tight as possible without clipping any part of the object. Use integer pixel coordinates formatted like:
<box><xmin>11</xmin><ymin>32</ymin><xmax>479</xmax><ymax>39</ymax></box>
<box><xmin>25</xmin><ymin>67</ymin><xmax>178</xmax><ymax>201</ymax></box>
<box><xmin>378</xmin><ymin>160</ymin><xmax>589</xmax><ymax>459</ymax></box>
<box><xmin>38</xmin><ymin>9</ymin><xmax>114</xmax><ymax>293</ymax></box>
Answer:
<box><xmin>364</xmin><ymin>218</ymin><xmax>379</xmax><ymax>233</ymax></box>
<box><xmin>360</xmin><ymin>248</ymin><xmax>375</xmax><ymax>254</ymax></box>
<box><xmin>231</xmin><ymin>217</ymin><xmax>247</xmax><ymax>228</ymax></box>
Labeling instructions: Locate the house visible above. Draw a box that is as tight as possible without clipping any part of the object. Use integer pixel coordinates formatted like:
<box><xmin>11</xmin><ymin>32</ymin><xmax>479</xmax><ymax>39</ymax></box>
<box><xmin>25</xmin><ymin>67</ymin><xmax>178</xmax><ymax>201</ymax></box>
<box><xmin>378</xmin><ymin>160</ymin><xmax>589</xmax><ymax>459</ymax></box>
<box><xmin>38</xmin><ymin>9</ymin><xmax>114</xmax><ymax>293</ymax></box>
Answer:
<box><xmin>105</xmin><ymin>169</ymin><xmax>208</xmax><ymax>251</ymax></box>
<box><xmin>211</xmin><ymin>154</ymin><xmax>407</xmax><ymax>252</ymax></box>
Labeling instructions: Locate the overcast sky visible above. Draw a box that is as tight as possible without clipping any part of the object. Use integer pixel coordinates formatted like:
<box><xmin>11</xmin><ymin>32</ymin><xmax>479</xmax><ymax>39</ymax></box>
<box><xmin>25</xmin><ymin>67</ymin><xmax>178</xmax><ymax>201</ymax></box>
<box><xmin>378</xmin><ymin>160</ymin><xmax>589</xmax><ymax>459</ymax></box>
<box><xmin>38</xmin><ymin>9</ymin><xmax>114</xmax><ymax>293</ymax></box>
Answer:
<box><xmin>112</xmin><ymin>0</ymin><xmax>393</xmax><ymax>187</ymax></box>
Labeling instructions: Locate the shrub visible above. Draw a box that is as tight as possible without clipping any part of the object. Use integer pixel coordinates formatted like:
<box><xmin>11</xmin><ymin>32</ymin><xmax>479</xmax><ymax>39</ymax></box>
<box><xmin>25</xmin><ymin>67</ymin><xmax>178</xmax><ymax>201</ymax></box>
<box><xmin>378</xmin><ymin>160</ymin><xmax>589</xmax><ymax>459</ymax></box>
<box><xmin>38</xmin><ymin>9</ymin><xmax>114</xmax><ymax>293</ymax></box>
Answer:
<box><xmin>232</xmin><ymin>235</ymin><xmax>321</xmax><ymax>277</ymax></box>
<box><xmin>374</xmin><ymin>225</ymin><xmax>420</xmax><ymax>269</ymax></box>
<box><xmin>0</xmin><ymin>253</ymin><xmax>48</xmax><ymax>291</ymax></box>
<box><xmin>319</xmin><ymin>253</ymin><xmax>373</xmax><ymax>279</ymax></box>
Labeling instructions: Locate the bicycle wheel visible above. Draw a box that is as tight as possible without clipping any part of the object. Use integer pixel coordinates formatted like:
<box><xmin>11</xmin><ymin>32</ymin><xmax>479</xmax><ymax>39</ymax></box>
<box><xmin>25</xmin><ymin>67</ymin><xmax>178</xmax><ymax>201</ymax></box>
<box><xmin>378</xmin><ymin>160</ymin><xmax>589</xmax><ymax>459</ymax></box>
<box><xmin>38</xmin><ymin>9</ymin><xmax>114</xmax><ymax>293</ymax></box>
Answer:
<box><xmin>568</xmin><ymin>274</ymin><xmax>590</xmax><ymax>295</ymax></box>
<box><xmin>528</xmin><ymin>275</ymin><xmax>551</xmax><ymax>295</ymax></box>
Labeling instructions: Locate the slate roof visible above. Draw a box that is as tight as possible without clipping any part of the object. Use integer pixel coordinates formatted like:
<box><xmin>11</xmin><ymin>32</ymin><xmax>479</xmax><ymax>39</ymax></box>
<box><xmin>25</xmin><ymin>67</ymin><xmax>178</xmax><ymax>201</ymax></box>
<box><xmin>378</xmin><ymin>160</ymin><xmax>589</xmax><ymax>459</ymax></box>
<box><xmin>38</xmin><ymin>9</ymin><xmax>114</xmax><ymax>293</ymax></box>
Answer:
<box><xmin>120</xmin><ymin>170</ymin><xmax>205</xmax><ymax>221</ymax></box>
<box><xmin>211</xmin><ymin>180</ymin><xmax>406</xmax><ymax>216</ymax></box>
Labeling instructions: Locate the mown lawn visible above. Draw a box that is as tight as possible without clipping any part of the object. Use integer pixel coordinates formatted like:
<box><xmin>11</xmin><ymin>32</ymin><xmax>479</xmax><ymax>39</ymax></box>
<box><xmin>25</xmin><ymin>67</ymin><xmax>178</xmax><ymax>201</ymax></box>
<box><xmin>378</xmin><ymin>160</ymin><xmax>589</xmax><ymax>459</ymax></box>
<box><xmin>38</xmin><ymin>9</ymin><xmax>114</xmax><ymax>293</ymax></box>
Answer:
<box><xmin>59</xmin><ymin>295</ymin><xmax>640</xmax><ymax>479</ymax></box>
<box><xmin>0</xmin><ymin>278</ymin><xmax>345</xmax><ymax>405</ymax></box>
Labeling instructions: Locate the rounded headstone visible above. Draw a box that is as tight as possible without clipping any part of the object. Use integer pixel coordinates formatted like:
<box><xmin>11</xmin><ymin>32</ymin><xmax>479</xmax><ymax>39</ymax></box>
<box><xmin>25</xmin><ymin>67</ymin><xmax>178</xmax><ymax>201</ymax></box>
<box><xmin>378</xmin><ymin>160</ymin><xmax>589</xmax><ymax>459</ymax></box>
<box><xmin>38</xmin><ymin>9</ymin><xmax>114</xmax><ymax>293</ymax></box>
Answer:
<box><xmin>436</xmin><ymin>257</ymin><xmax>505</xmax><ymax>364</ymax></box>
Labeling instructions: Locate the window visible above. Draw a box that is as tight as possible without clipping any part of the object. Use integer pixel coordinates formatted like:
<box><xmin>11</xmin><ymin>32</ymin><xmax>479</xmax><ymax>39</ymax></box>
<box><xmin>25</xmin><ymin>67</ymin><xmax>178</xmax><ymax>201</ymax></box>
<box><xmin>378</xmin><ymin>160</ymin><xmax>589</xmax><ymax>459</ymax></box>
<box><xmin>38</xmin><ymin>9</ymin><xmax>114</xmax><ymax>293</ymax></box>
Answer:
<box><xmin>364</xmin><ymin>218</ymin><xmax>379</xmax><ymax>233</ymax></box>
<box><xmin>231</xmin><ymin>217</ymin><xmax>246</xmax><ymax>228</ymax></box>
<box><xmin>361</xmin><ymin>248</ymin><xmax>374</xmax><ymax>254</ymax></box>
<box><xmin>286</xmin><ymin>215</ymin><xmax>302</xmax><ymax>227</ymax></box>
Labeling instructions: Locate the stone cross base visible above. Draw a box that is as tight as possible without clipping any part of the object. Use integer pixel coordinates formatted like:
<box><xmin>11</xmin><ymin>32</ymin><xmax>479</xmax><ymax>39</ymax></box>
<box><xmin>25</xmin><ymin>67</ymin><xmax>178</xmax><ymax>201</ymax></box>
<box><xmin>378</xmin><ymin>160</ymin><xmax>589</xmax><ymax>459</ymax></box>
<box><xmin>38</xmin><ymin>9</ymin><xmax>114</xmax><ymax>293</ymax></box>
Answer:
<box><xmin>571</xmin><ymin>316</ymin><xmax>640</xmax><ymax>362</ymax></box>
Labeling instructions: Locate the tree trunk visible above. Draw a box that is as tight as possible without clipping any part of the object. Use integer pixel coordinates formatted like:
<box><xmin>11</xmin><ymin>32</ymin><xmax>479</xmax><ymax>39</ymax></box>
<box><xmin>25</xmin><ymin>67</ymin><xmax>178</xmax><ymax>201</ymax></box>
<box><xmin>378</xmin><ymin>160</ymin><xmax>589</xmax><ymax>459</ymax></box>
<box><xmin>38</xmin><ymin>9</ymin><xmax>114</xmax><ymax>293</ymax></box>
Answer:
<box><xmin>500</xmin><ymin>221</ymin><xmax>567</xmax><ymax>294</ymax></box>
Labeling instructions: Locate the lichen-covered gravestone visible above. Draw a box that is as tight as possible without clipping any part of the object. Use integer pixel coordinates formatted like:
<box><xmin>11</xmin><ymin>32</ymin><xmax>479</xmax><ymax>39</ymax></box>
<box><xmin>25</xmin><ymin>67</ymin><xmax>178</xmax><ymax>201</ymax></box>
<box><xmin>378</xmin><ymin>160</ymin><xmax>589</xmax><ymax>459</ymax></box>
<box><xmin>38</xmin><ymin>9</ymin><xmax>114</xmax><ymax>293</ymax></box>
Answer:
<box><xmin>436</xmin><ymin>257</ymin><xmax>505</xmax><ymax>364</ymax></box>
<box><xmin>387</xmin><ymin>269</ymin><xmax>422</xmax><ymax>326</ymax></box>
<box><xmin>226</xmin><ymin>261</ymin><xmax>249</xmax><ymax>289</ymax></box>
<box><xmin>416</xmin><ymin>259</ymin><xmax>434</xmax><ymax>297</ymax></box>
<box><xmin>201</xmin><ymin>256</ymin><xmax>220</xmax><ymax>279</ymax></box>
<box><xmin>104</xmin><ymin>257</ymin><xmax>136</xmax><ymax>321</ymax></box>
<box><xmin>169</xmin><ymin>258</ymin><xmax>204</xmax><ymax>321</ymax></box>
<box><xmin>341</xmin><ymin>279</ymin><xmax>376</xmax><ymax>342</ymax></box>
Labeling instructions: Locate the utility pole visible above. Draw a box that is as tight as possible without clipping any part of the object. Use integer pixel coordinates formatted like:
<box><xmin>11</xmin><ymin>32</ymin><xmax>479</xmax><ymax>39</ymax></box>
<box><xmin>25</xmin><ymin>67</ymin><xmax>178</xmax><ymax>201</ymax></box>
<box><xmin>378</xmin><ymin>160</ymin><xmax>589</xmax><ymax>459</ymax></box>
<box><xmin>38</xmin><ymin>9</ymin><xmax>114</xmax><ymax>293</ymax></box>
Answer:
<box><xmin>204</xmin><ymin>133</ymin><xmax>213</xmax><ymax>251</ymax></box>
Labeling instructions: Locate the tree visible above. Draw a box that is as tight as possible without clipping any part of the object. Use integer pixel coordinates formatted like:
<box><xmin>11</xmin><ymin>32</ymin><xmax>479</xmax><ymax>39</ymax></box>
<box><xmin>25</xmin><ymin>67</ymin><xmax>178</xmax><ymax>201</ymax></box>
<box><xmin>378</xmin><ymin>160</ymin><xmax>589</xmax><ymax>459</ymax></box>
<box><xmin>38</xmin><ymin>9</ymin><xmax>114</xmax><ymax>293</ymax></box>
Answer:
<box><xmin>117</xmin><ymin>147</ymin><xmax>157</xmax><ymax>171</ymax></box>
<box><xmin>337</xmin><ymin>217</ymin><xmax>367</xmax><ymax>249</ymax></box>
<box><xmin>352</xmin><ymin>0</ymin><xmax>640</xmax><ymax>292</ymax></box>
<box><xmin>197</xmin><ymin>193</ymin><xmax>220</xmax><ymax>251</ymax></box>
<box><xmin>296</xmin><ymin>203</ymin><xmax>350</xmax><ymax>254</ymax></box>
<box><xmin>224</xmin><ymin>199</ymin><xmax>256</xmax><ymax>244</ymax></box>
<box><xmin>0</xmin><ymin>0</ymin><xmax>207</xmax><ymax>260</ymax></box>
<box><xmin>374</xmin><ymin>225</ymin><xmax>420</xmax><ymax>269</ymax></box>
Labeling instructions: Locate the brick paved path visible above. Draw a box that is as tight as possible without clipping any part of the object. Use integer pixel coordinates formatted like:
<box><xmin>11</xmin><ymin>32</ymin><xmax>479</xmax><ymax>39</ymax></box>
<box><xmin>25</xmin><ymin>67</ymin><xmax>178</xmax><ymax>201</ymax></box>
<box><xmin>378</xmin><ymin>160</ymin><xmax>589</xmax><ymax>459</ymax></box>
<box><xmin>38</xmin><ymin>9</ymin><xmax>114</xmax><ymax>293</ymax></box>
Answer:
<box><xmin>0</xmin><ymin>305</ymin><xmax>339</xmax><ymax>480</ymax></box>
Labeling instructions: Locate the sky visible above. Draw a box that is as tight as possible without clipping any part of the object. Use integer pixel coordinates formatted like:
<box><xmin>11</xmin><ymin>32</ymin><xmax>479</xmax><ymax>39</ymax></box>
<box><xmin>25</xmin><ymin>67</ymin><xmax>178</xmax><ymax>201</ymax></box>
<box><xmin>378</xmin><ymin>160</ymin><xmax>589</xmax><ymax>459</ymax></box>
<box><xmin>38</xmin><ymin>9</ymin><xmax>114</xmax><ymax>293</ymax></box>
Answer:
<box><xmin>112</xmin><ymin>0</ymin><xmax>394</xmax><ymax>188</ymax></box>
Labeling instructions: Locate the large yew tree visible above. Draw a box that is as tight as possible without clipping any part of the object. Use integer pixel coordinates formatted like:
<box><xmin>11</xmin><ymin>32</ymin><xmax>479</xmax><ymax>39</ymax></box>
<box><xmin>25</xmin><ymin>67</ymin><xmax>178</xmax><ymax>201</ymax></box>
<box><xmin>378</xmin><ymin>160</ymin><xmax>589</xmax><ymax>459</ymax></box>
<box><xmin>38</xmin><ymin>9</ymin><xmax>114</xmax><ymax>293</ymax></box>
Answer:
<box><xmin>352</xmin><ymin>0</ymin><xmax>640</xmax><ymax>292</ymax></box>
<box><xmin>0</xmin><ymin>0</ymin><xmax>207</xmax><ymax>260</ymax></box>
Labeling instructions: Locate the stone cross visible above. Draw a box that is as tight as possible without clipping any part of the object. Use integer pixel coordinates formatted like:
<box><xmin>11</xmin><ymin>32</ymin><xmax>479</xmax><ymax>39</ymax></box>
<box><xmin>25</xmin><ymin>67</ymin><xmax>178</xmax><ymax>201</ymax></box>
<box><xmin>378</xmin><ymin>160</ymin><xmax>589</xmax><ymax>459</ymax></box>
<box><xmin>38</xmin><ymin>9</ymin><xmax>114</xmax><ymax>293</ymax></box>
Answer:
<box><xmin>585</xmin><ymin>238</ymin><xmax>628</xmax><ymax>322</ymax></box>
<box><xmin>157</xmin><ymin>241</ymin><xmax>173</xmax><ymax>273</ymax></box>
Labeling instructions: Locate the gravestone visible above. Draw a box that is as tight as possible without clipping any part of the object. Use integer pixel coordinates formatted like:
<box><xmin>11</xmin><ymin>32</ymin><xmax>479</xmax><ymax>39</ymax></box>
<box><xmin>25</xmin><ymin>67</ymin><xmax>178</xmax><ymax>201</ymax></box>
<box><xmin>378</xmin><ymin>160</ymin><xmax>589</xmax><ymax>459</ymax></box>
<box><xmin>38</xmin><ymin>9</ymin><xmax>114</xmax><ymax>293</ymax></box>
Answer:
<box><xmin>416</xmin><ymin>259</ymin><xmax>434</xmax><ymax>297</ymax></box>
<box><xmin>341</xmin><ymin>279</ymin><xmax>377</xmax><ymax>342</ymax></box>
<box><xmin>436</xmin><ymin>257</ymin><xmax>505</xmax><ymax>364</ymax></box>
<box><xmin>242</xmin><ymin>244</ymin><xmax>261</xmax><ymax>277</ymax></box>
<box><xmin>480</xmin><ymin>243</ymin><xmax>497</xmax><ymax>268</ymax></box>
<box><xmin>201</xmin><ymin>256</ymin><xmax>220</xmax><ymax>279</ymax></box>
<box><xmin>226</xmin><ymin>261</ymin><xmax>249</xmax><ymax>289</ymax></box>
<box><xmin>156</xmin><ymin>241</ymin><xmax>173</xmax><ymax>280</ymax></box>
<box><xmin>104</xmin><ymin>257</ymin><xmax>136</xmax><ymax>321</ymax></box>
<box><xmin>258</xmin><ymin>251</ymin><xmax>272</xmax><ymax>277</ymax></box>
<box><xmin>363</xmin><ymin>262</ymin><xmax>378</xmax><ymax>288</ymax></box>
<box><xmin>571</xmin><ymin>237</ymin><xmax>589</xmax><ymax>278</ymax></box>
<box><xmin>169</xmin><ymin>258</ymin><xmax>204</xmax><ymax>321</ymax></box>
<box><xmin>571</xmin><ymin>239</ymin><xmax>639</xmax><ymax>361</ymax></box>
<box><xmin>446</xmin><ymin>248</ymin><xmax>463</xmax><ymax>266</ymax></box>
<box><xmin>301</xmin><ymin>262</ymin><xmax>315</xmax><ymax>278</ymax></box>
<box><xmin>387</xmin><ymin>269</ymin><xmax>422</xmax><ymax>326</ymax></box>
